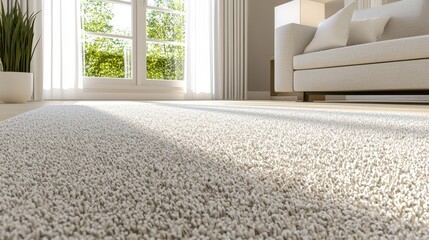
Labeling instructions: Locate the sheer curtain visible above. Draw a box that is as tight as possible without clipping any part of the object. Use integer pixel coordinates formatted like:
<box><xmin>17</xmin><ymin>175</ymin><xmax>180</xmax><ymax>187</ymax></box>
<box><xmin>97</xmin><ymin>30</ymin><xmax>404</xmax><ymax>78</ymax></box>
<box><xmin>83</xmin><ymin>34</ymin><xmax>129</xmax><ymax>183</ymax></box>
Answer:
<box><xmin>185</xmin><ymin>0</ymin><xmax>215</xmax><ymax>99</ymax></box>
<box><xmin>186</xmin><ymin>0</ymin><xmax>248</xmax><ymax>100</ymax></box>
<box><xmin>344</xmin><ymin>0</ymin><xmax>400</xmax><ymax>9</ymax></box>
<box><xmin>42</xmin><ymin>0</ymin><xmax>83</xmax><ymax>100</ymax></box>
<box><xmin>214</xmin><ymin>0</ymin><xmax>248</xmax><ymax>100</ymax></box>
<box><xmin>30</xmin><ymin>0</ymin><xmax>43</xmax><ymax>101</ymax></box>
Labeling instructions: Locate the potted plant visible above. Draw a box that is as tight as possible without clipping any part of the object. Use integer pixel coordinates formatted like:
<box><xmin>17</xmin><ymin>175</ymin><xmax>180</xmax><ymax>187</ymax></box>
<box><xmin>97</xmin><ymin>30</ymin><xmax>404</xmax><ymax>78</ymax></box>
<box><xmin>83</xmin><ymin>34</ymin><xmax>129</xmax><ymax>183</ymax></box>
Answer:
<box><xmin>0</xmin><ymin>1</ymin><xmax>39</xmax><ymax>103</ymax></box>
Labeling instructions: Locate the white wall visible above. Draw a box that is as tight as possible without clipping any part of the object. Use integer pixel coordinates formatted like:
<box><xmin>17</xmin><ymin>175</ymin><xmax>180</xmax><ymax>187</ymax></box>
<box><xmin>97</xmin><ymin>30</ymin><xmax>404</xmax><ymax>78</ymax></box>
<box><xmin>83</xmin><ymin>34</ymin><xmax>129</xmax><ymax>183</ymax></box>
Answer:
<box><xmin>247</xmin><ymin>0</ymin><xmax>290</xmax><ymax>93</ymax></box>
<box><xmin>325</xmin><ymin>0</ymin><xmax>344</xmax><ymax>17</ymax></box>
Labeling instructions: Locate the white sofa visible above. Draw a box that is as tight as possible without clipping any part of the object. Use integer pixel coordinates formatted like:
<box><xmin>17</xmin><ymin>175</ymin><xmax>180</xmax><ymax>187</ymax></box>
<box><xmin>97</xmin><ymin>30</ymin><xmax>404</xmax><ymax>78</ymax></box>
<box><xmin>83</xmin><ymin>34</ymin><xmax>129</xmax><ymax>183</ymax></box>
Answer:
<box><xmin>275</xmin><ymin>0</ymin><xmax>429</xmax><ymax>101</ymax></box>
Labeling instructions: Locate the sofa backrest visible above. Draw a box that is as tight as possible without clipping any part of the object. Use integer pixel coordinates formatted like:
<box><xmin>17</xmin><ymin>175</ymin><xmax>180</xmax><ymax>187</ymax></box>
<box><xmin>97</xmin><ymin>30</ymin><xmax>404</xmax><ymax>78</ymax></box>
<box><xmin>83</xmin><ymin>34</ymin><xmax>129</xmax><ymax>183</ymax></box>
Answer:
<box><xmin>352</xmin><ymin>0</ymin><xmax>429</xmax><ymax>41</ymax></box>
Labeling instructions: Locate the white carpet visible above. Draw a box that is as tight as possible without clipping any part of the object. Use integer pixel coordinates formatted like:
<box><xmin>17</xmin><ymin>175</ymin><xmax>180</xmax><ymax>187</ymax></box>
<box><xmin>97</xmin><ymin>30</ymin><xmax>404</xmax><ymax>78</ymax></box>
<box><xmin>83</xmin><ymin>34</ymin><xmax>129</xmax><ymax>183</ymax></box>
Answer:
<box><xmin>1</xmin><ymin>102</ymin><xmax>428</xmax><ymax>239</ymax></box>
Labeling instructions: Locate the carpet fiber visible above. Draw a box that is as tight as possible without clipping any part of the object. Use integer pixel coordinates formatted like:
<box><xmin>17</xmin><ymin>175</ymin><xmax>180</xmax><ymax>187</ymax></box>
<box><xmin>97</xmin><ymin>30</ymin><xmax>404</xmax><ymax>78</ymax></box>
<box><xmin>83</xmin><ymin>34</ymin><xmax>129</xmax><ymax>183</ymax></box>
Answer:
<box><xmin>1</xmin><ymin>102</ymin><xmax>428</xmax><ymax>239</ymax></box>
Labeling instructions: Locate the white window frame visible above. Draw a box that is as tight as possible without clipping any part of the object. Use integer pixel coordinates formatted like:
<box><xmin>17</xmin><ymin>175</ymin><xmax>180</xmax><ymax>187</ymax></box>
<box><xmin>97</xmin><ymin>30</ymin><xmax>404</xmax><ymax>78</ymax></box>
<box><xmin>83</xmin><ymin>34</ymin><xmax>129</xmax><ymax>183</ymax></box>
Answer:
<box><xmin>82</xmin><ymin>0</ymin><xmax>185</xmax><ymax>91</ymax></box>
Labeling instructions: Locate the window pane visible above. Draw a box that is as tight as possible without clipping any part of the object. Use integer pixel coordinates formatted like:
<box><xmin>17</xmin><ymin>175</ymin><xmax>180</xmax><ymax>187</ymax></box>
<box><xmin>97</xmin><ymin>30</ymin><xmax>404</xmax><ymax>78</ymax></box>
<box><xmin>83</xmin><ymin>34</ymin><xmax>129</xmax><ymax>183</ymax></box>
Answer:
<box><xmin>146</xmin><ymin>10</ymin><xmax>185</xmax><ymax>42</ymax></box>
<box><xmin>147</xmin><ymin>43</ymin><xmax>184</xmax><ymax>81</ymax></box>
<box><xmin>81</xmin><ymin>0</ymin><xmax>132</xmax><ymax>36</ymax></box>
<box><xmin>147</xmin><ymin>0</ymin><xmax>185</xmax><ymax>11</ymax></box>
<box><xmin>82</xmin><ymin>35</ymin><xmax>132</xmax><ymax>79</ymax></box>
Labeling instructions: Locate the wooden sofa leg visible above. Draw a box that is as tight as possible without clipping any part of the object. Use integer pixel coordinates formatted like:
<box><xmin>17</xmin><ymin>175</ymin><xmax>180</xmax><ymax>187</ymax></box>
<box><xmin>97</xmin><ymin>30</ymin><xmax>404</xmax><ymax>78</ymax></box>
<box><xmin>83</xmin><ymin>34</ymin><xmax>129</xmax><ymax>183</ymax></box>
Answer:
<box><xmin>303</xmin><ymin>92</ymin><xmax>310</xmax><ymax>102</ymax></box>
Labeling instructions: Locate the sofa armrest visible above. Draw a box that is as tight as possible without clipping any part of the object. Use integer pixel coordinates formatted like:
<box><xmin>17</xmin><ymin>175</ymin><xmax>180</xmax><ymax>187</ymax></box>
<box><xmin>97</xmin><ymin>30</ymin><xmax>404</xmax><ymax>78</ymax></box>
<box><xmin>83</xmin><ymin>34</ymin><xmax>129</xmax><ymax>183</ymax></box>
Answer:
<box><xmin>275</xmin><ymin>23</ymin><xmax>317</xmax><ymax>92</ymax></box>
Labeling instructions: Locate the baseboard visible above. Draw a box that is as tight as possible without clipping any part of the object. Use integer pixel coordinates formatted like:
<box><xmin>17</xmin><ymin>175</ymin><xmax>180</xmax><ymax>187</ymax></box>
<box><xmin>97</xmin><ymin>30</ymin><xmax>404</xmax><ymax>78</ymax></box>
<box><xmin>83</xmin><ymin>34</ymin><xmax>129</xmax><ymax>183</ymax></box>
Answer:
<box><xmin>346</xmin><ymin>95</ymin><xmax>429</xmax><ymax>102</ymax></box>
<box><xmin>247</xmin><ymin>91</ymin><xmax>271</xmax><ymax>100</ymax></box>
<box><xmin>44</xmin><ymin>91</ymin><xmax>186</xmax><ymax>100</ymax></box>
<box><xmin>270</xmin><ymin>95</ymin><xmax>297</xmax><ymax>101</ymax></box>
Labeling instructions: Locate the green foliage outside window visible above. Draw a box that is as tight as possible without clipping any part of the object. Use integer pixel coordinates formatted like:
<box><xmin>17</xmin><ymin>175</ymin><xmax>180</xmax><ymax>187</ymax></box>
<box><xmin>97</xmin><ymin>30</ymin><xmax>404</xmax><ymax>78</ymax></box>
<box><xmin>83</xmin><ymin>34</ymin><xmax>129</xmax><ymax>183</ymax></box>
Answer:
<box><xmin>147</xmin><ymin>0</ymin><xmax>184</xmax><ymax>11</ymax></box>
<box><xmin>81</xmin><ymin>0</ymin><xmax>185</xmax><ymax>80</ymax></box>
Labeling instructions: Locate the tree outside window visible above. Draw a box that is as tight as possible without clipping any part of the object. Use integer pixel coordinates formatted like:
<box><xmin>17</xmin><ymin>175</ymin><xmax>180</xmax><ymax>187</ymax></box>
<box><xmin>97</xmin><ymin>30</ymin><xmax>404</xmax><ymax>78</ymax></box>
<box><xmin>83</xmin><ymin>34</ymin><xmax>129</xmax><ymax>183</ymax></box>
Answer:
<box><xmin>81</xmin><ymin>0</ymin><xmax>185</xmax><ymax>81</ymax></box>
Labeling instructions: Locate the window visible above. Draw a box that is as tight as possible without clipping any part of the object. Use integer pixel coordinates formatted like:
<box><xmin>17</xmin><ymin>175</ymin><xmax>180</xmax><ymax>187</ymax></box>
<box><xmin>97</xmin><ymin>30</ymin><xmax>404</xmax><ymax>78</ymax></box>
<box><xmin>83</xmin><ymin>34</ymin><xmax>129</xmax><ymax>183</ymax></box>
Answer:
<box><xmin>146</xmin><ymin>0</ymin><xmax>186</xmax><ymax>81</ymax></box>
<box><xmin>80</xmin><ymin>0</ymin><xmax>186</xmax><ymax>84</ymax></box>
<box><xmin>81</xmin><ymin>0</ymin><xmax>133</xmax><ymax>79</ymax></box>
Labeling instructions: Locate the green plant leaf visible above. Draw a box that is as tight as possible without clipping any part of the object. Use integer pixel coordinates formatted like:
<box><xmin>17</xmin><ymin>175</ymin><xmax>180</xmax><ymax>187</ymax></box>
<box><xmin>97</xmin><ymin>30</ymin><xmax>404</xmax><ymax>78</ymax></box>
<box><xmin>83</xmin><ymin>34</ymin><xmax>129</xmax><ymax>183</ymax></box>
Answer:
<box><xmin>0</xmin><ymin>0</ymin><xmax>39</xmax><ymax>73</ymax></box>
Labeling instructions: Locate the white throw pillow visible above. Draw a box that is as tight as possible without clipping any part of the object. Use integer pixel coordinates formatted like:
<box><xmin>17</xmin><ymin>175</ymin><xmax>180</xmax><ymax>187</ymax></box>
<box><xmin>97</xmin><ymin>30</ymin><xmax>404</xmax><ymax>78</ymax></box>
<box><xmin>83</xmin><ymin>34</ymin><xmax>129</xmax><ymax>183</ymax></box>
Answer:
<box><xmin>348</xmin><ymin>17</ymin><xmax>390</xmax><ymax>45</ymax></box>
<box><xmin>304</xmin><ymin>2</ymin><xmax>356</xmax><ymax>54</ymax></box>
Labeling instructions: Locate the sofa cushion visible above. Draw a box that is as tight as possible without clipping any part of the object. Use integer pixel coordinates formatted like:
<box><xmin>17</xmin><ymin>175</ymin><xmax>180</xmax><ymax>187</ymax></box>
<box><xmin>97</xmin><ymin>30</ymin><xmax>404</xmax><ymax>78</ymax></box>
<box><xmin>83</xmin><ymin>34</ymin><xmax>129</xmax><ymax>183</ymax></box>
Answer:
<box><xmin>348</xmin><ymin>17</ymin><xmax>390</xmax><ymax>46</ymax></box>
<box><xmin>294</xmin><ymin>59</ymin><xmax>429</xmax><ymax>92</ymax></box>
<box><xmin>352</xmin><ymin>0</ymin><xmax>429</xmax><ymax>41</ymax></box>
<box><xmin>293</xmin><ymin>35</ymin><xmax>429</xmax><ymax>70</ymax></box>
<box><xmin>303</xmin><ymin>2</ymin><xmax>356</xmax><ymax>54</ymax></box>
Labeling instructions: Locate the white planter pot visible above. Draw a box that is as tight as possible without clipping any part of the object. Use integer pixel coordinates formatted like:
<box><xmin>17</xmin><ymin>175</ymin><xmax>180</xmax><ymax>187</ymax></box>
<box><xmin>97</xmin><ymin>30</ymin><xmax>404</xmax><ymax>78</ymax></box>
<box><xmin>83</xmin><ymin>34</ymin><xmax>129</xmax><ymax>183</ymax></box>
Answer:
<box><xmin>0</xmin><ymin>72</ymin><xmax>33</xmax><ymax>103</ymax></box>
